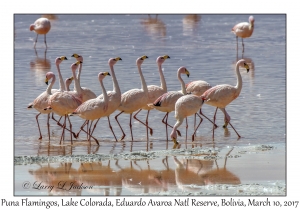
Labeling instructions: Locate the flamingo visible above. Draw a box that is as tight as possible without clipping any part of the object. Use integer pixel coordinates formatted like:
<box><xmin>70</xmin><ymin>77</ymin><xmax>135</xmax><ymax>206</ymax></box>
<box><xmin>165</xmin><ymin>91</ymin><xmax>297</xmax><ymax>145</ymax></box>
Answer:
<box><xmin>148</xmin><ymin>66</ymin><xmax>190</xmax><ymax>140</ymax></box>
<box><xmin>76</xmin><ymin>57</ymin><xmax>122</xmax><ymax>141</ymax></box>
<box><xmin>27</xmin><ymin>72</ymin><xmax>56</xmax><ymax>141</ymax></box>
<box><xmin>115</xmin><ymin>55</ymin><xmax>152</xmax><ymax>141</ymax></box>
<box><xmin>135</xmin><ymin>55</ymin><xmax>170</xmax><ymax>136</ymax></box>
<box><xmin>170</xmin><ymin>94</ymin><xmax>205</xmax><ymax>147</ymax></box>
<box><xmin>27</xmin><ymin>74</ymin><xmax>74</xmax><ymax>140</ymax></box>
<box><xmin>71</xmin><ymin>72</ymin><xmax>111</xmax><ymax>145</ymax></box>
<box><xmin>232</xmin><ymin>16</ymin><xmax>255</xmax><ymax>53</ymax></box>
<box><xmin>65</xmin><ymin>77</ymin><xmax>74</xmax><ymax>91</ymax></box>
<box><xmin>44</xmin><ymin>61</ymin><xmax>83</xmax><ymax>144</ymax></box>
<box><xmin>29</xmin><ymin>17</ymin><xmax>51</xmax><ymax>48</ymax></box>
<box><xmin>200</xmin><ymin>59</ymin><xmax>250</xmax><ymax>139</ymax></box>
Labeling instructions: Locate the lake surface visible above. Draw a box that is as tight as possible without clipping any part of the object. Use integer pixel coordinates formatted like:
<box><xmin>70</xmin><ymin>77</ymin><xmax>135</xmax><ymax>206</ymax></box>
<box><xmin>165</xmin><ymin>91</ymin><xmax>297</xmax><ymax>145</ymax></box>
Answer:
<box><xmin>14</xmin><ymin>14</ymin><xmax>286</xmax><ymax>196</ymax></box>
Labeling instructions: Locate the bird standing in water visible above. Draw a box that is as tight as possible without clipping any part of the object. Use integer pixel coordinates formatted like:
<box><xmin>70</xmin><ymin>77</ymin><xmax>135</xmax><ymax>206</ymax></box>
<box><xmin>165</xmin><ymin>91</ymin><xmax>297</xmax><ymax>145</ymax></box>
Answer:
<box><xmin>200</xmin><ymin>59</ymin><xmax>250</xmax><ymax>139</ymax></box>
<box><xmin>29</xmin><ymin>17</ymin><xmax>51</xmax><ymax>48</ymax></box>
<box><xmin>232</xmin><ymin>16</ymin><xmax>255</xmax><ymax>53</ymax></box>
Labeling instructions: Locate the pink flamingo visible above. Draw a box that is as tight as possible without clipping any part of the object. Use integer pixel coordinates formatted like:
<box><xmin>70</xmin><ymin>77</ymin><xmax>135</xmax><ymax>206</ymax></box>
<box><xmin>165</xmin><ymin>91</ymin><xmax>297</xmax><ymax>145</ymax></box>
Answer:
<box><xmin>45</xmin><ymin>61</ymin><xmax>83</xmax><ymax>144</ymax></box>
<box><xmin>29</xmin><ymin>17</ymin><xmax>51</xmax><ymax>48</ymax></box>
<box><xmin>27</xmin><ymin>72</ymin><xmax>56</xmax><ymax>141</ymax></box>
<box><xmin>65</xmin><ymin>77</ymin><xmax>74</xmax><ymax>91</ymax></box>
<box><xmin>200</xmin><ymin>59</ymin><xmax>250</xmax><ymax>139</ymax></box>
<box><xmin>76</xmin><ymin>57</ymin><xmax>122</xmax><ymax>141</ymax></box>
<box><xmin>170</xmin><ymin>94</ymin><xmax>205</xmax><ymax>147</ymax></box>
<box><xmin>135</xmin><ymin>55</ymin><xmax>170</xmax><ymax>136</ymax></box>
<box><xmin>71</xmin><ymin>72</ymin><xmax>111</xmax><ymax>145</ymax></box>
<box><xmin>115</xmin><ymin>56</ymin><xmax>152</xmax><ymax>141</ymax></box>
<box><xmin>148</xmin><ymin>66</ymin><xmax>190</xmax><ymax>140</ymax></box>
<box><xmin>28</xmin><ymin>74</ymin><xmax>74</xmax><ymax>140</ymax></box>
<box><xmin>232</xmin><ymin>16</ymin><xmax>255</xmax><ymax>53</ymax></box>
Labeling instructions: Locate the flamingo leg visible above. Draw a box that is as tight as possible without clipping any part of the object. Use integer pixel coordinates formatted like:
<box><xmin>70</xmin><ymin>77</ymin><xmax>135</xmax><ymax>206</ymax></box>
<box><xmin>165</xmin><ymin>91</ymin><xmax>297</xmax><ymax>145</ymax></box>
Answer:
<box><xmin>185</xmin><ymin>117</ymin><xmax>188</xmax><ymax>142</ymax></box>
<box><xmin>76</xmin><ymin>120</ymin><xmax>88</xmax><ymax>138</ymax></box>
<box><xmin>115</xmin><ymin>111</ymin><xmax>126</xmax><ymax>141</ymax></box>
<box><xmin>44</xmin><ymin>34</ymin><xmax>47</xmax><ymax>48</ymax></box>
<box><xmin>86</xmin><ymin>120</ymin><xmax>89</xmax><ymax>140</ymax></box>
<box><xmin>47</xmin><ymin>113</ymin><xmax>50</xmax><ymax>142</ymax></box>
<box><xmin>35</xmin><ymin>113</ymin><xmax>42</xmax><ymax>140</ymax></box>
<box><xmin>60</xmin><ymin>115</ymin><xmax>67</xmax><ymax>144</ymax></box>
<box><xmin>236</xmin><ymin>36</ymin><xmax>238</xmax><ymax>52</ymax></box>
<box><xmin>107</xmin><ymin>116</ymin><xmax>118</xmax><ymax>141</ymax></box>
<box><xmin>34</xmin><ymin>33</ymin><xmax>38</xmax><ymax>48</ymax></box>
<box><xmin>89</xmin><ymin>119</ymin><xmax>100</xmax><ymax>145</ymax></box>
<box><xmin>162</xmin><ymin>112</ymin><xmax>169</xmax><ymax>140</ymax></box>
<box><xmin>78</xmin><ymin>121</ymin><xmax>99</xmax><ymax>143</ymax></box>
<box><xmin>192</xmin><ymin>113</ymin><xmax>203</xmax><ymax>141</ymax></box>
<box><xmin>199</xmin><ymin>108</ymin><xmax>218</xmax><ymax>128</ymax></box>
<box><xmin>145</xmin><ymin>110</ymin><xmax>149</xmax><ymax>140</ymax></box>
<box><xmin>129</xmin><ymin>113</ymin><xmax>134</xmax><ymax>141</ymax></box>
<box><xmin>220</xmin><ymin>108</ymin><xmax>241</xmax><ymax>138</ymax></box>
<box><xmin>162</xmin><ymin>112</ymin><xmax>181</xmax><ymax>137</ymax></box>
<box><xmin>194</xmin><ymin>113</ymin><xmax>197</xmax><ymax>136</ymax></box>
<box><xmin>66</xmin><ymin>115</ymin><xmax>73</xmax><ymax>145</ymax></box>
<box><xmin>242</xmin><ymin>38</ymin><xmax>244</xmax><ymax>53</ymax></box>
<box><xmin>133</xmin><ymin>109</ymin><xmax>153</xmax><ymax>136</ymax></box>
<box><xmin>212</xmin><ymin>108</ymin><xmax>218</xmax><ymax>139</ymax></box>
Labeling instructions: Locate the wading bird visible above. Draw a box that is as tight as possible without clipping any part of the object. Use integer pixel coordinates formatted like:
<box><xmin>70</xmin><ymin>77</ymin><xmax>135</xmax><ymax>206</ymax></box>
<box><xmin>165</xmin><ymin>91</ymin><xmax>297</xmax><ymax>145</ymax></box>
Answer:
<box><xmin>200</xmin><ymin>59</ymin><xmax>250</xmax><ymax>139</ymax></box>
<box><xmin>232</xmin><ymin>16</ymin><xmax>255</xmax><ymax>53</ymax></box>
<box><xmin>71</xmin><ymin>72</ymin><xmax>111</xmax><ymax>144</ymax></box>
<box><xmin>148</xmin><ymin>66</ymin><xmax>190</xmax><ymax>140</ymax></box>
<box><xmin>115</xmin><ymin>55</ymin><xmax>152</xmax><ymax>141</ymax></box>
<box><xmin>29</xmin><ymin>17</ymin><xmax>51</xmax><ymax>48</ymax></box>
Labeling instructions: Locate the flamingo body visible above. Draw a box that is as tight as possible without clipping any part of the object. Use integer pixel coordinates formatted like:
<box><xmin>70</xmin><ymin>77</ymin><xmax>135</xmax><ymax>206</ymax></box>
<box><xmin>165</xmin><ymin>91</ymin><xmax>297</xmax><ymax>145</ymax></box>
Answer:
<box><xmin>232</xmin><ymin>16</ymin><xmax>255</xmax><ymax>38</ymax></box>
<box><xmin>29</xmin><ymin>17</ymin><xmax>51</xmax><ymax>48</ymax></box>
<box><xmin>185</xmin><ymin>80</ymin><xmax>211</xmax><ymax>96</ymax></box>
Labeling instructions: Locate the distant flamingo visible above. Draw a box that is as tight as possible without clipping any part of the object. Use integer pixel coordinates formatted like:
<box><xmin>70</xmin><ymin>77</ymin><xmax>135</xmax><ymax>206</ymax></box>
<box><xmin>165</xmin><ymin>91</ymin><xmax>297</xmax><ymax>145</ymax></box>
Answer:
<box><xmin>76</xmin><ymin>57</ymin><xmax>122</xmax><ymax>141</ymax></box>
<box><xmin>71</xmin><ymin>54</ymin><xmax>97</xmax><ymax>102</ymax></box>
<box><xmin>29</xmin><ymin>17</ymin><xmax>51</xmax><ymax>48</ymax></box>
<box><xmin>170</xmin><ymin>94</ymin><xmax>205</xmax><ymax>147</ymax></box>
<box><xmin>115</xmin><ymin>55</ymin><xmax>152</xmax><ymax>141</ymax></box>
<box><xmin>200</xmin><ymin>59</ymin><xmax>250</xmax><ymax>139</ymax></box>
<box><xmin>71</xmin><ymin>72</ymin><xmax>111</xmax><ymax>145</ymax></box>
<box><xmin>44</xmin><ymin>60</ymin><xmax>83</xmax><ymax>144</ymax></box>
<box><xmin>232</xmin><ymin>16</ymin><xmax>255</xmax><ymax>53</ymax></box>
<box><xmin>148</xmin><ymin>66</ymin><xmax>190</xmax><ymax>140</ymax></box>
<box><xmin>27</xmin><ymin>72</ymin><xmax>56</xmax><ymax>141</ymax></box>
<box><xmin>136</xmin><ymin>55</ymin><xmax>170</xmax><ymax>136</ymax></box>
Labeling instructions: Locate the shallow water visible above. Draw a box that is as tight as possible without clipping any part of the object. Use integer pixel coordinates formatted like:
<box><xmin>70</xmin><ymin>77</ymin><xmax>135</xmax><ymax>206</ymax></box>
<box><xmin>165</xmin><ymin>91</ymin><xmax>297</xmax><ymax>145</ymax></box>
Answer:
<box><xmin>14</xmin><ymin>14</ymin><xmax>286</xmax><ymax>195</ymax></box>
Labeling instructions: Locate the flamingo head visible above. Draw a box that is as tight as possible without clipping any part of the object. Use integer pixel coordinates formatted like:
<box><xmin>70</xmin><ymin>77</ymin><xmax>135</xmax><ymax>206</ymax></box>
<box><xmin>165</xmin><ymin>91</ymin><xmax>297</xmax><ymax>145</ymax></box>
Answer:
<box><xmin>108</xmin><ymin>57</ymin><xmax>122</xmax><ymax>66</ymax></box>
<box><xmin>249</xmin><ymin>16</ymin><xmax>255</xmax><ymax>23</ymax></box>
<box><xmin>178</xmin><ymin>66</ymin><xmax>190</xmax><ymax>78</ymax></box>
<box><xmin>71</xmin><ymin>54</ymin><xmax>83</xmax><ymax>62</ymax></box>
<box><xmin>98</xmin><ymin>72</ymin><xmax>111</xmax><ymax>81</ymax></box>
<box><xmin>71</xmin><ymin>61</ymin><xmax>83</xmax><ymax>72</ymax></box>
<box><xmin>136</xmin><ymin>55</ymin><xmax>148</xmax><ymax>66</ymax></box>
<box><xmin>29</xmin><ymin>24</ymin><xmax>35</xmax><ymax>31</ymax></box>
<box><xmin>156</xmin><ymin>55</ymin><xmax>170</xmax><ymax>65</ymax></box>
<box><xmin>45</xmin><ymin>72</ymin><xmax>55</xmax><ymax>85</ymax></box>
<box><xmin>65</xmin><ymin>77</ymin><xmax>73</xmax><ymax>88</ymax></box>
<box><xmin>55</xmin><ymin>56</ymin><xmax>68</xmax><ymax>65</ymax></box>
<box><xmin>237</xmin><ymin>59</ymin><xmax>250</xmax><ymax>73</ymax></box>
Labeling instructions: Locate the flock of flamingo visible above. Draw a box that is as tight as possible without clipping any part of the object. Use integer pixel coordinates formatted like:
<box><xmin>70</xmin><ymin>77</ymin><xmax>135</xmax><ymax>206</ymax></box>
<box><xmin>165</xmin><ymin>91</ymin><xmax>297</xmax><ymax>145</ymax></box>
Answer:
<box><xmin>27</xmin><ymin>15</ymin><xmax>254</xmax><ymax>148</ymax></box>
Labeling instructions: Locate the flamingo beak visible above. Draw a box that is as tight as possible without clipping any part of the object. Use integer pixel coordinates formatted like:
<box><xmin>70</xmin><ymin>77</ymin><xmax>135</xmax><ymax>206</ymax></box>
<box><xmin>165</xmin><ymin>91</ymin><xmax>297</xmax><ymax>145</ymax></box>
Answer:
<box><xmin>185</xmin><ymin>69</ymin><xmax>190</xmax><ymax>78</ymax></box>
<box><xmin>45</xmin><ymin>78</ymin><xmax>49</xmax><ymax>85</ymax></box>
<box><xmin>244</xmin><ymin>63</ymin><xmax>250</xmax><ymax>73</ymax></box>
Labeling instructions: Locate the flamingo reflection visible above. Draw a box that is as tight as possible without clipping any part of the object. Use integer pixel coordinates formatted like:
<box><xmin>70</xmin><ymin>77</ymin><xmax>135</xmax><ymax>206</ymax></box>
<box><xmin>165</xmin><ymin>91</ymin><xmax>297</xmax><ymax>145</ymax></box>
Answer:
<box><xmin>141</xmin><ymin>15</ymin><xmax>166</xmax><ymax>38</ymax></box>
<box><xmin>182</xmin><ymin>15</ymin><xmax>201</xmax><ymax>36</ymax></box>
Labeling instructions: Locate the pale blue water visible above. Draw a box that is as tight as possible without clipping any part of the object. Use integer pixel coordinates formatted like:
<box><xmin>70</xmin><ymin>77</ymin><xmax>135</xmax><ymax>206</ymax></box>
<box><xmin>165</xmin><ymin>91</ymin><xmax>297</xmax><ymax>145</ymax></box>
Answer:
<box><xmin>14</xmin><ymin>14</ymin><xmax>286</xmax><ymax>196</ymax></box>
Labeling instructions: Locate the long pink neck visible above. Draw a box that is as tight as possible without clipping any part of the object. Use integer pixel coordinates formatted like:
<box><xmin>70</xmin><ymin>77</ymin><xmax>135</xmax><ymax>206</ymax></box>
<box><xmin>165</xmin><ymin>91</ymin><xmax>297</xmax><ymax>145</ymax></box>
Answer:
<box><xmin>46</xmin><ymin>75</ymin><xmax>56</xmax><ymax>95</ymax></box>
<box><xmin>76</xmin><ymin>63</ymin><xmax>82</xmax><ymax>89</ymax></box>
<box><xmin>235</xmin><ymin>61</ymin><xmax>243</xmax><ymax>94</ymax></box>
<box><xmin>177</xmin><ymin>71</ymin><xmax>186</xmax><ymax>95</ymax></box>
<box><xmin>99</xmin><ymin>79</ymin><xmax>108</xmax><ymax>103</ymax></box>
<box><xmin>72</xmin><ymin>68</ymin><xmax>82</xmax><ymax>95</ymax></box>
<box><xmin>158</xmin><ymin>63</ymin><xmax>167</xmax><ymax>91</ymax></box>
<box><xmin>110</xmin><ymin>64</ymin><xmax>120</xmax><ymax>95</ymax></box>
<box><xmin>56</xmin><ymin>63</ymin><xmax>66</xmax><ymax>91</ymax></box>
<box><xmin>137</xmin><ymin>64</ymin><xmax>148</xmax><ymax>94</ymax></box>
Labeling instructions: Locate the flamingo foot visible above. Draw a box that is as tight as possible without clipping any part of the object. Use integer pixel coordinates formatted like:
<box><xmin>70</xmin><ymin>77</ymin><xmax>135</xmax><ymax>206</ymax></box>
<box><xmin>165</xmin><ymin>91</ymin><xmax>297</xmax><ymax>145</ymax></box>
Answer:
<box><xmin>192</xmin><ymin>135</ymin><xmax>195</xmax><ymax>142</ymax></box>
<box><xmin>223</xmin><ymin>122</ymin><xmax>228</xmax><ymax>128</ymax></box>
<box><xmin>73</xmin><ymin>132</ymin><xmax>77</xmax><ymax>139</ymax></box>
<box><xmin>150</xmin><ymin>128</ymin><xmax>153</xmax><ymax>136</ymax></box>
<box><xmin>172</xmin><ymin>142</ymin><xmax>179</xmax><ymax>149</ymax></box>
<box><xmin>176</xmin><ymin>130</ymin><xmax>181</xmax><ymax>137</ymax></box>
<box><xmin>119</xmin><ymin>135</ymin><xmax>126</xmax><ymax>141</ymax></box>
<box><xmin>39</xmin><ymin>136</ymin><xmax>42</xmax><ymax>140</ymax></box>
